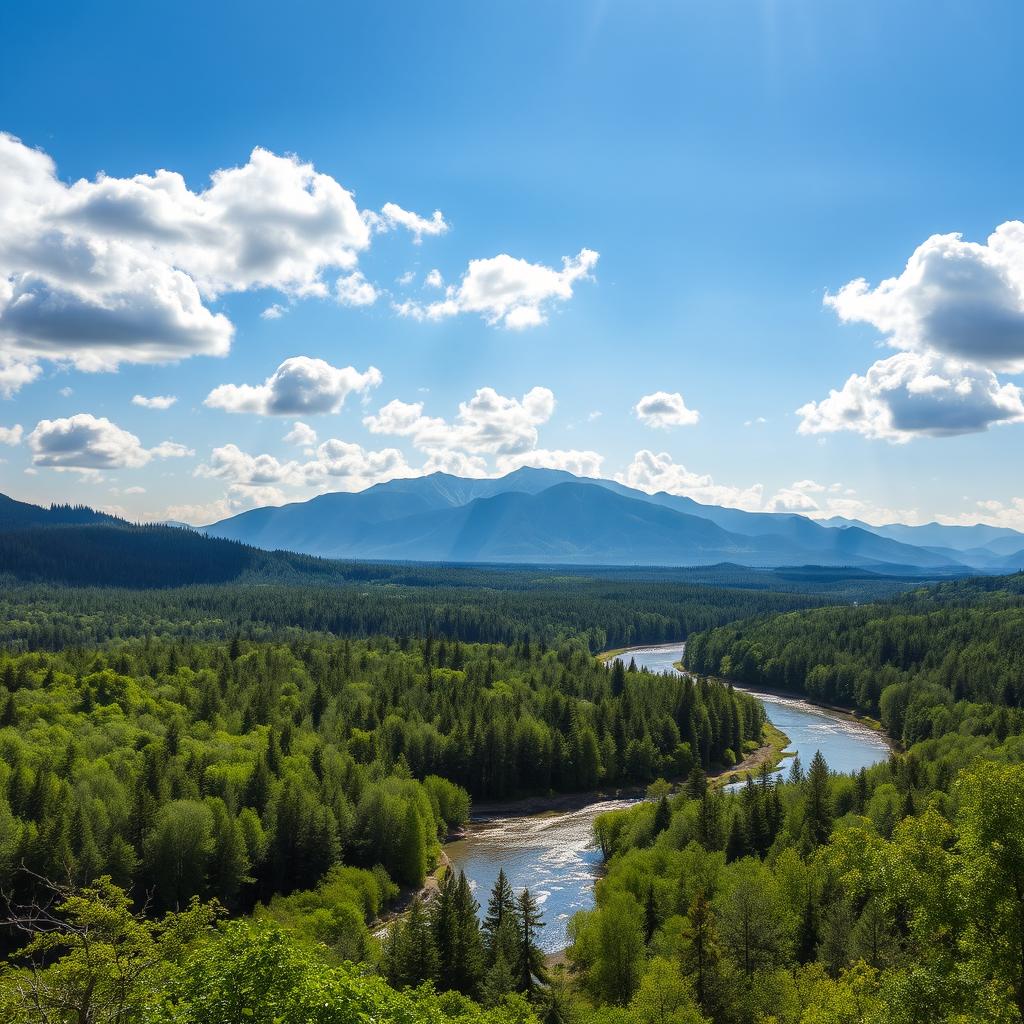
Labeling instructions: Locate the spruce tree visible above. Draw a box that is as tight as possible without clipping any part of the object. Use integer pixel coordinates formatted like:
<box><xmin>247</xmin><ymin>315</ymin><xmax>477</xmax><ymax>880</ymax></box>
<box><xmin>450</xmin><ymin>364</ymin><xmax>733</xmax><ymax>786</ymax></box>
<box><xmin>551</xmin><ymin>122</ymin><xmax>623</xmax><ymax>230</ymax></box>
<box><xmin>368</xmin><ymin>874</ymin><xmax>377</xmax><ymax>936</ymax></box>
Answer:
<box><xmin>652</xmin><ymin>794</ymin><xmax>672</xmax><ymax>836</ymax></box>
<box><xmin>516</xmin><ymin>887</ymin><xmax>547</xmax><ymax>997</ymax></box>
<box><xmin>802</xmin><ymin>750</ymin><xmax>833</xmax><ymax>849</ymax></box>
<box><xmin>450</xmin><ymin>871</ymin><xmax>484</xmax><ymax>997</ymax></box>
<box><xmin>482</xmin><ymin>868</ymin><xmax>517</xmax><ymax>963</ymax></box>
<box><xmin>644</xmin><ymin>884</ymin><xmax>659</xmax><ymax>943</ymax></box>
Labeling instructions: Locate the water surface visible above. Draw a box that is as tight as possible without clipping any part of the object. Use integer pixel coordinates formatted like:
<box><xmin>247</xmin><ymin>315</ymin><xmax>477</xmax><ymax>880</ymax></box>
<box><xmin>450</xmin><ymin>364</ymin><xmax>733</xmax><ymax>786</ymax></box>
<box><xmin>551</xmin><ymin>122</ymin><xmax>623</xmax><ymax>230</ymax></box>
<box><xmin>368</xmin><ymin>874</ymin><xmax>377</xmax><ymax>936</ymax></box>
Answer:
<box><xmin>618</xmin><ymin>642</ymin><xmax>891</xmax><ymax>779</ymax></box>
<box><xmin>446</xmin><ymin>642</ymin><xmax>891</xmax><ymax>952</ymax></box>
<box><xmin>445</xmin><ymin>799</ymin><xmax>637</xmax><ymax>952</ymax></box>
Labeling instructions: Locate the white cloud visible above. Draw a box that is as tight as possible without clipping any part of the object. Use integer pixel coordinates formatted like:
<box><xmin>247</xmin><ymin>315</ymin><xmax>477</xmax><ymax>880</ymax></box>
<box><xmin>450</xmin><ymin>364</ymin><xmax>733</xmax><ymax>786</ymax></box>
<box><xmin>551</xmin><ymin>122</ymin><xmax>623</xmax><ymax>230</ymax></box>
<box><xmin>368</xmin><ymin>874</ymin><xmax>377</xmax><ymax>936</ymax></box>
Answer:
<box><xmin>59</xmin><ymin>386</ymin><xmax>73</xmax><ymax>397</ymax></box>
<box><xmin>796</xmin><ymin>351</ymin><xmax>1024</xmax><ymax>442</ymax></box>
<box><xmin>496</xmin><ymin>448</ymin><xmax>604</xmax><ymax>478</ymax></box>
<box><xmin>301</xmin><ymin>439</ymin><xmax>414</xmax><ymax>488</ymax></box>
<box><xmin>132</xmin><ymin>393</ymin><xmax>177</xmax><ymax>410</ymax></box>
<box><xmin>364</xmin><ymin>386</ymin><xmax>555</xmax><ymax>456</ymax></box>
<box><xmin>165</xmin><ymin>484</ymin><xmax>288</xmax><ymax>526</ymax></box>
<box><xmin>261</xmin><ymin>304</ymin><xmax>287</xmax><ymax>320</ymax></box>
<box><xmin>150</xmin><ymin>441</ymin><xmax>193</xmax><ymax>459</ymax></box>
<box><xmin>744</xmin><ymin>416</ymin><xmax>767</xmax><ymax>427</ymax></box>
<box><xmin>808</xmin><ymin>220</ymin><xmax>1024</xmax><ymax>442</ymax></box>
<box><xmin>425</xmin><ymin>268</ymin><xmax>443</xmax><ymax>288</ymax></box>
<box><xmin>826</xmin><ymin>224</ymin><xmax>1024</xmax><ymax>373</ymax></box>
<box><xmin>195</xmin><ymin>444</ymin><xmax>301</xmax><ymax>486</ymax></box>
<box><xmin>195</xmin><ymin>436</ymin><xmax>415</xmax><ymax>494</ymax></box>
<box><xmin>396</xmin><ymin>248</ymin><xmax>598</xmax><ymax>329</ymax></box>
<box><xmin>0</xmin><ymin>423</ymin><xmax>22</xmax><ymax>445</ymax></box>
<box><xmin>634</xmin><ymin>391</ymin><xmax>700</xmax><ymax>429</ymax></box>
<box><xmin>283</xmin><ymin>421</ymin><xmax>318</xmax><ymax>446</ymax></box>
<box><xmin>373</xmin><ymin>202</ymin><xmax>449</xmax><ymax>243</ymax></box>
<box><xmin>336</xmin><ymin>271</ymin><xmax>378</xmax><ymax>307</ymax></box>
<box><xmin>764</xmin><ymin>479</ymin><xmax>829</xmax><ymax>513</ymax></box>
<box><xmin>421</xmin><ymin>450</ymin><xmax>490</xmax><ymax>478</ymax></box>
<box><xmin>27</xmin><ymin>413</ymin><xmax>192</xmax><ymax>471</ymax></box>
<box><xmin>205</xmin><ymin>356</ymin><xmax>382</xmax><ymax>416</ymax></box>
<box><xmin>617</xmin><ymin>450</ymin><xmax>765</xmax><ymax>511</ymax></box>
<box><xmin>936</xmin><ymin>497</ymin><xmax>1024</xmax><ymax>532</ymax></box>
<box><xmin>0</xmin><ymin>355</ymin><xmax>41</xmax><ymax>397</ymax></box>
<box><xmin>0</xmin><ymin>133</ymin><xmax>436</xmax><ymax>393</ymax></box>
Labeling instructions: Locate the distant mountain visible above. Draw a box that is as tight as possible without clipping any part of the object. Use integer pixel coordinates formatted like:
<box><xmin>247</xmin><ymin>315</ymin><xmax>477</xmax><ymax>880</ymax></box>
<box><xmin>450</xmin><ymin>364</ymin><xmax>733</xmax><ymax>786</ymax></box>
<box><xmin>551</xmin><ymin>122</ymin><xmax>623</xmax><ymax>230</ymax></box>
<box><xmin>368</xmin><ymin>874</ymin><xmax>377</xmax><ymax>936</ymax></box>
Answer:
<box><xmin>204</xmin><ymin>469</ymin><xmax>971</xmax><ymax>572</ymax></box>
<box><xmin>818</xmin><ymin>516</ymin><xmax>1024</xmax><ymax>555</ymax></box>
<box><xmin>0</xmin><ymin>496</ymin><xmax>364</xmax><ymax>587</ymax></box>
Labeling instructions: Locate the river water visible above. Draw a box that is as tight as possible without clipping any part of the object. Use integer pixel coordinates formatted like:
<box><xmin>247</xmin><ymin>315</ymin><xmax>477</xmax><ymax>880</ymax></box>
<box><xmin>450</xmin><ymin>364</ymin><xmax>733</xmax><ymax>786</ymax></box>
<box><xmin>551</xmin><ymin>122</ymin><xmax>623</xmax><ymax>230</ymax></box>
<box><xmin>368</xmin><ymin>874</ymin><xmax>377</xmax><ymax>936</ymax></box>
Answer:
<box><xmin>445</xmin><ymin>641</ymin><xmax>891</xmax><ymax>952</ymax></box>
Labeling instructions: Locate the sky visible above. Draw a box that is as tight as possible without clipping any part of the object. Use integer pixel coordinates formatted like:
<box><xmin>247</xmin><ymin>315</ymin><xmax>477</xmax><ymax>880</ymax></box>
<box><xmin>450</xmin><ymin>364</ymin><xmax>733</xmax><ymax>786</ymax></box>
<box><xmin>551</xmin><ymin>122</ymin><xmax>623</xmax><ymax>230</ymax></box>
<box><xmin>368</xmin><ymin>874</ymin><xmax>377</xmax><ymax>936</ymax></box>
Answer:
<box><xmin>1</xmin><ymin>0</ymin><xmax>1023</xmax><ymax>529</ymax></box>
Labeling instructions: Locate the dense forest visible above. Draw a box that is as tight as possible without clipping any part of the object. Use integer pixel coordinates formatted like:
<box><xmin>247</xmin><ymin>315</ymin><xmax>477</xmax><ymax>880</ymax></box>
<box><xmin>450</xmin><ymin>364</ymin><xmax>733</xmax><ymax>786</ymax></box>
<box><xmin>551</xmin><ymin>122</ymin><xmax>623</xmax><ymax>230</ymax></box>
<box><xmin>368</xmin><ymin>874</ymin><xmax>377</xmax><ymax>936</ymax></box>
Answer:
<box><xmin>0</xmin><ymin>631</ymin><xmax>758</xmax><ymax>950</ymax></box>
<box><xmin>685</xmin><ymin>572</ymin><xmax>1024</xmax><ymax>745</ymax></box>
<box><xmin>2</xmin><ymin>570</ymin><xmax>1024</xmax><ymax>1022</ymax></box>
<box><xmin>0</xmin><ymin>575</ymin><xmax>830</xmax><ymax>653</ymax></box>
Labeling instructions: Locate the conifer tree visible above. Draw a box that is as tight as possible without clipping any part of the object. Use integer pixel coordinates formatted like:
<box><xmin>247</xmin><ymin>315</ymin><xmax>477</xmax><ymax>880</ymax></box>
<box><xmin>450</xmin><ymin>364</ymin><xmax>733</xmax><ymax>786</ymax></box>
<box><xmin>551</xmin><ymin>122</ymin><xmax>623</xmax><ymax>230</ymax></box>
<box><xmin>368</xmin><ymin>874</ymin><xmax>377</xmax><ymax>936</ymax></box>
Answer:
<box><xmin>516</xmin><ymin>887</ymin><xmax>546</xmax><ymax>997</ymax></box>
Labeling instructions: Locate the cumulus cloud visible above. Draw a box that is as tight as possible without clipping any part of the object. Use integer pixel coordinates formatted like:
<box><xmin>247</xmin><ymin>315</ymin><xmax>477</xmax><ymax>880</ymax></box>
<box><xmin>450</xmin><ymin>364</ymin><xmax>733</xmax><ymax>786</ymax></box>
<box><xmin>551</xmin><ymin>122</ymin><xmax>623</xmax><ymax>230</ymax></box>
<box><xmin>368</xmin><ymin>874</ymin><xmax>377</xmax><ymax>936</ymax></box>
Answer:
<box><xmin>194</xmin><ymin>438</ymin><xmax>416</xmax><ymax>494</ymax></box>
<box><xmin>496</xmin><ymin>448</ymin><xmax>604</xmax><ymax>478</ymax></box>
<box><xmin>937</xmin><ymin>497</ymin><xmax>1024</xmax><ymax>532</ymax></box>
<box><xmin>797</xmin><ymin>351</ymin><xmax>1024</xmax><ymax>442</ymax></box>
<box><xmin>425</xmin><ymin>268</ymin><xmax>443</xmax><ymax>288</ymax></box>
<box><xmin>261</xmin><ymin>304</ymin><xmax>287</xmax><ymax>320</ymax></box>
<box><xmin>396</xmin><ymin>249</ymin><xmax>598</xmax><ymax>328</ymax></box>
<box><xmin>807</xmin><ymin>220</ymin><xmax>1024</xmax><ymax>441</ymax></box>
<box><xmin>617</xmin><ymin>450</ymin><xmax>766</xmax><ymax>511</ymax></box>
<box><xmin>372</xmin><ymin>203</ymin><xmax>449</xmax><ymax>242</ymax></box>
<box><xmin>0</xmin><ymin>423</ymin><xmax>22</xmax><ymax>445</ymax></box>
<box><xmin>205</xmin><ymin>356</ymin><xmax>382</xmax><ymax>416</ymax></box>
<box><xmin>826</xmin><ymin>224</ymin><xmax>1024</xmax><ymax>372</ymax></box>
<box><xmin>132</xmin><ymin>394</ymin><xmax>177</xmax><ymax>410</ymax></box>
<box><xmin>364</xmin><ymin>386</ymin><xmax>555</xmax><ymax>456</ymax></box>
<box><xmin>27</xmin><ymin>413</ymin><xmax>193</xmax><ymax>471</ymax></box>
<box><xmin>634</xmin><ymin>391</ymin><xmax>700</xmax><ymax>429</ymax></box>
<box><xmin>0</xmin><ymin>355</ymin><xmax>42</xmax><ymax>397</ymax></box>
<box><xmin>283</xmin><ymin>421</ymin><xmax>317</xmax><ymax>446</ymax></box>
<box><xmin>0</xmin><ymin>133</ymin><xmax>439</xmax><ymax>392</ymax></box>
<box><xmin>165</xmin><ymin>484</ymin><xmax>289</xmax><ymax>527</ymax></box>
<box><xmin>336</xmin><ymin>271</ymin><xmax>378</xmax><ymax>307</ymax></box>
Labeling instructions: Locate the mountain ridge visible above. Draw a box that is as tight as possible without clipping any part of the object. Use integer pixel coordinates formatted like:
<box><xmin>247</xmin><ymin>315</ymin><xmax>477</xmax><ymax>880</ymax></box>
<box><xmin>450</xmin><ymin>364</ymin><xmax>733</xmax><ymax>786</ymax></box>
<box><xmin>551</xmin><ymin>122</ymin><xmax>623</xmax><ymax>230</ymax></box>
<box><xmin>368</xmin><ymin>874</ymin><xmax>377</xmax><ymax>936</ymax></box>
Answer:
<box><xmin>200</xmin><ymin>468</ymin><xmax>1013</xmax><ymax>573</ymax></box>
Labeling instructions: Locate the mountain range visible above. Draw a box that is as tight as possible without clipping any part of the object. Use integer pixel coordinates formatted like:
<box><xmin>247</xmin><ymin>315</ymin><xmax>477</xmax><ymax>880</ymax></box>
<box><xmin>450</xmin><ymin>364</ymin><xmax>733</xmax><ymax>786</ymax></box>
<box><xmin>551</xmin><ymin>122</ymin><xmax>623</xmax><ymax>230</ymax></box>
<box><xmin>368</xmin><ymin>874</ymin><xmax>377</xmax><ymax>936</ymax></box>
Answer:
<box><xmin>201</xmin><ymin>467</ymin><xmax>1024</xmax><ymax>574</ymax></box>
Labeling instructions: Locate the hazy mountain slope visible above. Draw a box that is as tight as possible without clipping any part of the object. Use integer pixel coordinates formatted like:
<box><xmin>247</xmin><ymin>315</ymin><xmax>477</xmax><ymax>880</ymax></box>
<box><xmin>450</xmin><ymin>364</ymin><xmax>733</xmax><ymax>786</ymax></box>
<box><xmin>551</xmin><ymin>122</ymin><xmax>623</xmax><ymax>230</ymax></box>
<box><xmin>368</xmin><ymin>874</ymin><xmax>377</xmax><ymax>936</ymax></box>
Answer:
<box><xmin>206</xmin><ymin>475</ymin><xmax>967</xmax><ymax>569</ymax></box>
<box><xmin>819</xmin><ymin>516</ymin><xmax>1024</xmax><ymax>555</ymax></box>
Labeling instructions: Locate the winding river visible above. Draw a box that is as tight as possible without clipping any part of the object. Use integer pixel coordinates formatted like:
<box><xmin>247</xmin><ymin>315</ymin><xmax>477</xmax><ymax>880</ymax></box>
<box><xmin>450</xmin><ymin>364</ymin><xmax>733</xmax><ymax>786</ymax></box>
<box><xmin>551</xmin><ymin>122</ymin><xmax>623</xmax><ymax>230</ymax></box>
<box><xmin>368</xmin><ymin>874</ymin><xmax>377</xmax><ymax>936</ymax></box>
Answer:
<box><xmin>445</xmin><ymin>641</ymin><xmax>891</xmax><ymax>952</ymax></box>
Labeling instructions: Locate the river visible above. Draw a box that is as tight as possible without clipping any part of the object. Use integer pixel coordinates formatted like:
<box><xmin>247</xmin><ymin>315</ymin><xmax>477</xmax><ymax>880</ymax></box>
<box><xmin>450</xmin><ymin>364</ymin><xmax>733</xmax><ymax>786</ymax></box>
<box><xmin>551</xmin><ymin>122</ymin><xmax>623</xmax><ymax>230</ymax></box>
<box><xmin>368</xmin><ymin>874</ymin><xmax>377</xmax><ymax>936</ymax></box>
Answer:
<box><xmin>445</xmin><ymin>641</ymin><xmax>891</xmax><ymax>952</ymax></box>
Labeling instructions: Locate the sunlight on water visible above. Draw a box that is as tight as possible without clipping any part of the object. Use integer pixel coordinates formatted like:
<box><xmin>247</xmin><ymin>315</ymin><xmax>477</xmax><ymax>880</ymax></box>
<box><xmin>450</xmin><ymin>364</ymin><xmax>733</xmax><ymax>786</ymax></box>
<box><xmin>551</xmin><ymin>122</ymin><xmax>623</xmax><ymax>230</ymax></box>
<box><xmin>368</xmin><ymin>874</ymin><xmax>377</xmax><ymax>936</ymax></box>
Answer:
<box><xmin>446</xmin><ymin>642</ymin><xmax>890</xmax><ymax>952</ymax></box>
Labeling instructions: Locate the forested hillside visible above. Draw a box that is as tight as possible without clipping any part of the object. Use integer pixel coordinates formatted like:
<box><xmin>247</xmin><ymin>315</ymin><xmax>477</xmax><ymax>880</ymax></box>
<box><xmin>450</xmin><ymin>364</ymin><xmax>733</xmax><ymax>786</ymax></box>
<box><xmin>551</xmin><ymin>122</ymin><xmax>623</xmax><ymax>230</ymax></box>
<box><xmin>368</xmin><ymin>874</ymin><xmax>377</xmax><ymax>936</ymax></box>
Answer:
<box><xmin>548</xmin><ymin>571</ymin><xmax>1024</xmax><ymax>1023</ymax></box>
<box><xmin>685</xmin><ymin>572</ymin><xmax>1024</xmax><ymax>745</ymax></box>
<box><xmin>3</xmin><ymin>572</ymin><xmax>1024</xmax><ymax>1022</ymax></box>
<box><xmin>0</xmin><ymin>575</ymin><xmax>830</xmax><ymax>652</ymax></box>
<box><xmin>0</xmin><ymin>630</ymin><xmax>758</xmax><ymax>918</ymax></box>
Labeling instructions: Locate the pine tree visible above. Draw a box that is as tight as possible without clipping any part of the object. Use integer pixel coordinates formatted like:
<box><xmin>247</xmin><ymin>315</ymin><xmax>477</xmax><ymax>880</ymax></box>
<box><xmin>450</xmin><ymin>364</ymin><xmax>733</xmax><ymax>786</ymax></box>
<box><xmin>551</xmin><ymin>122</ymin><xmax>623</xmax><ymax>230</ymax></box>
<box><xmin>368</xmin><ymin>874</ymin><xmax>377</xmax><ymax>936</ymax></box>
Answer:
<box><xmin>644</xmin><ymin>884</ymin><xmax>659</xmax><ymax>943</ymax></box>
<box><xmin>483</xmin><ymin>868</ymin><xmax>517</xmax><ymax>962</ymax></box>
<box><xmin>725</xmin><ymin>812</ymin><xmax>747</xmax><ymax>863</ymax></box>
<box><xmin>802</xmin><ymin>750</ymin><xmax>833</xmax><ymax>849</ymax></box>
<box><xmin>796</xmin><ymin>888</ymin><xmax>819</xmax><ymax>964</ymax></box>
<box><xmin>442</xmin><ymin>871</ymin><xmax>484</xmax><ymax>997</ymax></box>
<box><xmin>652</xmin><ymin>795</ymin><xmax>672</xmax><ymax>836</ymax></box>
<box><xmin>611</xmin><ymin>659</ymin><xmax>626</xmax><ymax>697</ymax></box>
<box><xmin>403</xmin><ymin>895</ymin><xmax>439</xmax><ymax>987</ymax></box>
<box><xmin>516</xmin><ymin>887</ymin><xmax>547</xmax><ymax>997</ymax></box>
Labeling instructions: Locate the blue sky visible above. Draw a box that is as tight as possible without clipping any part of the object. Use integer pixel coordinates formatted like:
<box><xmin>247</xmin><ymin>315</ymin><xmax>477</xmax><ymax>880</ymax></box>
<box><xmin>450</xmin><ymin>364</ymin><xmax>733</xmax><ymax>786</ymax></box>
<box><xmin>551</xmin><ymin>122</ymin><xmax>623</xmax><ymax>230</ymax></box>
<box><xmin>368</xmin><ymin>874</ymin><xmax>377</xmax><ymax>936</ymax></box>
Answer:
<box><xmin>1</xmin><ymin>1</ymin><xmax>1023</xmax><ymax>528</ymax></box>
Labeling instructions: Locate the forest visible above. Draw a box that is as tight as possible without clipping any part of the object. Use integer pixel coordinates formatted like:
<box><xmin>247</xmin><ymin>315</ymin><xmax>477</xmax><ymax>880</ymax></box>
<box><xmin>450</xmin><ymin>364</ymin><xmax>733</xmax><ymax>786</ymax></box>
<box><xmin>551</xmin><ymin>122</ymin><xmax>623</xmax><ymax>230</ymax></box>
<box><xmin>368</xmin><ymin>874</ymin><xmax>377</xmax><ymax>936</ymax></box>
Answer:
<box><xmin>1</xmin><ymin>571</ymin><xmax>1023</xmax><ymax>1022</ymax></box>
<box><xmin>684</xmin><ymin>571</ymin><xmax>1024</xmax><ymax>744</ymax></box>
